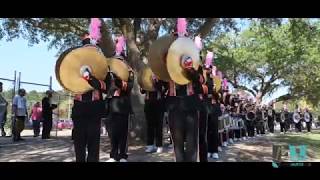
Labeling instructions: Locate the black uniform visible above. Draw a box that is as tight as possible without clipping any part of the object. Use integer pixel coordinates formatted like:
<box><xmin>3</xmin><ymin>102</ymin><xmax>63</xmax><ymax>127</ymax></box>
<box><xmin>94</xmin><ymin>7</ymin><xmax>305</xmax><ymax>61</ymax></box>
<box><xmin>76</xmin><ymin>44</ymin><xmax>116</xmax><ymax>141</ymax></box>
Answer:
<box><xmin>279</xmin><ymin>110</ymin><xmax>288</xmax><ymax>133</ymax></box>
<box><xmin>106</xmin><ymin>68</ymin><xmax>134</xmax><ymax>161</ymax></box>
<box><xmin>72</xmin><ymin>74</ymin><xmax>107</xmax><ymax>162</ymax></box>
<box><xmin>304</xmin><ymin>112</ymin><xmax>313</xmax><ymax>132</ymax></box>
<box><xmin>140</xmin><ymin>79</ymin><xmax>167</xmax><ymax>149</ymax></box>
<box><xmin>207</xmin><ymin>100</ymin><xmax>222</xmax><ymax>155</ymax></box>
<box><xmin>71</xmin><ymin>38</ymin><xmax>107</xmax><ymax>162</ymax></box>
<box><xmin>199</xmin><ymin>71</ymin><xmax>214</xmax><ymax>162</ymax></box>
<box><xmin>246</xmin><ymin>108</ymin><xmax>256</xmax><ymax>137</ymax></box>
<box><xmin>255</xmin><ymin>109</ymin><xmax>264</xmax><ymax>134</ymax></box>
<box><xmin>166</xmin><ymin>68</ymin><xmax>204</xmax><ymax>162</ymax></box>
<box><xmin>267</xmin><ymin>108</ymin><xmax>276</xmax><ymax>133</ymax></box>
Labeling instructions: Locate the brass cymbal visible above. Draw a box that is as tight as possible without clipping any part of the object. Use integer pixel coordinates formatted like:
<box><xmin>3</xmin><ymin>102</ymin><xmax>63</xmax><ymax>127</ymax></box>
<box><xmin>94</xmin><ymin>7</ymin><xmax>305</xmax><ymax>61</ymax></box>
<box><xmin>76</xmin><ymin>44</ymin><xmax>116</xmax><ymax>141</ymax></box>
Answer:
<box><xmin>148</xmin><ymin>35</ymin><xmax>176</xmax><ymax>82</ymax></box>
<box><xmin>213</xmin><ymin>75</ymin><xmax>222</xmax><ymax>92</ymax></box>
<box><xmin>56</xmin><ymin>46</ymin><xmax>108</xmax><ymax>94</ymax></box>
<box><xmin>138</xmin><ymin>66</ymin><xmax>155</xmax><ymax>92</ymax></box>
<box><xmin>107</xmin><ymin>58</ymin><xmax>130</xmax><ymax>81</ymax></box>
<box><xmin>166</xmin><ymin>37</ymin><xmax>200</xmax><ymax>85</ymax></box>
<box><xmin>203</xmin><ymin>69</ymin><xmax>210</xmax><ymax>84</ymax></box>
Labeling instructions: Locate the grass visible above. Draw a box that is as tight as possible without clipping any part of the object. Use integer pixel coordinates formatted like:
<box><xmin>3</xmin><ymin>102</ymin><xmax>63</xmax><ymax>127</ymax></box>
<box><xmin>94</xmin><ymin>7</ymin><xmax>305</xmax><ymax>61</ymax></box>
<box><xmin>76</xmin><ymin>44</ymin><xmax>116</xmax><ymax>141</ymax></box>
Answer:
<box><xmin>269</xmin><ymin>129</ymin><xmax>320</xmax><ymax>160</ymax></box>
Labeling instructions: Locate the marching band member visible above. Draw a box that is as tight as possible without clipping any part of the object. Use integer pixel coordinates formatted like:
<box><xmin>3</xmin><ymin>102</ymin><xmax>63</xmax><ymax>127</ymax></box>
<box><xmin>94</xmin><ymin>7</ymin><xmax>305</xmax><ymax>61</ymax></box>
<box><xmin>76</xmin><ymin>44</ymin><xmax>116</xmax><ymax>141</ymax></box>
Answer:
<box><xmin>267</xmin><ymin>104</ymin><xmax>276</xmax><ymax>134</ymax></box>
<box><xmin>303</xmin><ymin>108</ymin><xmax>313</xmax><ymax>133</ymax></box>
<box><xmin>207</xmin><ymin>92</ymin><xmax>222</xmax><ymax>159</ymax></box>
<box><xmin>106</xmin><ymin>35</ymin><xmax>134</xmax><ymax>162</ymax></box>
<box><xmin>238</xmin><ymin>100</ymin><xmax>248</xmax><ymax>140</ymax></box>
<box><xmin>255</xmin><ymin>106</ymin><xmax>264</xmax><ymax>136</ymax></box>
<box><xmin>166</xmin><ymin>18</ymin><xmax>205</xmax><ymax>162</ymax></box>
<box><xmin>280</xmin><ymin>105</ymin><xmax>289</xmax><ymax>134</ymax></box>
<box><xmin>71</xmin><ymin>31</ymin><xmax>108</xmax><ymax>162</ymax></box>
<box><xmin>196</xmin><ymin>37</ymin><xmax>210</xmax><ymax>162</ymax></box>
<box><xmin>141</xmin><ymin>75</ymin><xmax>168</xmax><ymax>153</ymax></box>
<box><xmin>293</xmin><ymin>105</ymin><xmax>302</xmax><ymax>133</ymax></box>
<box><xmin>245</xmin><ymin>98</ymin><xmax>256</xmax><ymax>138</ymax></box>
<box><xmin>201</xmin><ymin>51</ymin><xmax>220</xmax><ymax>160</ymax></box>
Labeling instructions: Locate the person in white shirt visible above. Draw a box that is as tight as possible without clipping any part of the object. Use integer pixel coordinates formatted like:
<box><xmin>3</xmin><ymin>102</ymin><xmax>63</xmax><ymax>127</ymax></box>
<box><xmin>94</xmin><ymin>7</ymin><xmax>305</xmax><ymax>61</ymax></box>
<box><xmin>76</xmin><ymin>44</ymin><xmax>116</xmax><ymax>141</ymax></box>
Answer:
<box><xmin>0</xmin><ymin>82</ymin><xmax>8</xmax><ymax>137</ymax></box>
<box><xmin>12</xmin><ymin>89</ymin><xmax>28</xmax><ymax>141</ymax></box>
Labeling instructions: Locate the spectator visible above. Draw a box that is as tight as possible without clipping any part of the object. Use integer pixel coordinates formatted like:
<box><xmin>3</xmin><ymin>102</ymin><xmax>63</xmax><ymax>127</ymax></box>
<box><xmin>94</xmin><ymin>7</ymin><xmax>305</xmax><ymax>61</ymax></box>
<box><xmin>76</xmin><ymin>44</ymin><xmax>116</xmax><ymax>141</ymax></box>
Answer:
<box><xmin>41</xmin><ymin>90</ymin><xmax>57</xmax><ymax>139</ymax></box>
<box><xmin>30</xmin><ymin>102</ymin><xmax>42</xmax><ymax>137</ymax></box>
<box><xmin>0</xmin><ymin>82</ymin><xmax>8</xmax><ymax>137</ymax></box>
<box><xmin>12</xmin><ymin>89</ymin><xmax>27</xmax><ymax>141</ymax></box>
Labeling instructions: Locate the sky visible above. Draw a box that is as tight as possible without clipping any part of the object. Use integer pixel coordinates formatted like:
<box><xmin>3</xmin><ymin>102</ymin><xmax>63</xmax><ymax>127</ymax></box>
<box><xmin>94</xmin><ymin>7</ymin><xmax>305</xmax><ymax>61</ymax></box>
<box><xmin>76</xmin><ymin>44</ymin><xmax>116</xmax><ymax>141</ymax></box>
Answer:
<box><xmin>0</xmin><ymin>19</ymin><xmax>288</xmax><ymax>104</ymax></box>
<box><xmin>0</xmin><ymin>37</ymin><xmax>60</xmax><ymax>92</ymax></box>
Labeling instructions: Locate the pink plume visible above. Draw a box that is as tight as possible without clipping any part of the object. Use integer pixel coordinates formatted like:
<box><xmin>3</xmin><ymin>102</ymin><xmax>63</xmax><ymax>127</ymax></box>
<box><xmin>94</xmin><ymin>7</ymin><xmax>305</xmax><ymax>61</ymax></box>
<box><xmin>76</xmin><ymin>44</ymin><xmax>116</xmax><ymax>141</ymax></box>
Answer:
<box><xmin>205</xmin><ymin>51</ymin><xmax>213</xmax><ymax>67</ymax></box>
<box><xmin>217</xmin><ymin>71</ymin><xmax>223</xmax><ymax>79</ymax></box>
<box><xmin>194</xmin><ymin>35</ymin><xmax>202</xmax><ymax>50</ymax></box>
<box><xmin>177</xmin><ymin>18</ymin><xmax>187</xmax><ymax>37</ymax></box>
<box><xmin>89</xmin><ymin>18</ymin><xmax>102</xmax><ymax>42</ymax></box>
<box><xmin>223</xmin><ymin>78</ymin><xmax>228</xmax><ymax>88</ymax></box>
<box><xmin>115</xmin><ymin>35</ymin><xmax>126</xmax><ymax>55</ymax></box>
<box><xmin>212</xmin><ymin>66</ymin><xmax>217</xmax><ymax>76</ymax></box>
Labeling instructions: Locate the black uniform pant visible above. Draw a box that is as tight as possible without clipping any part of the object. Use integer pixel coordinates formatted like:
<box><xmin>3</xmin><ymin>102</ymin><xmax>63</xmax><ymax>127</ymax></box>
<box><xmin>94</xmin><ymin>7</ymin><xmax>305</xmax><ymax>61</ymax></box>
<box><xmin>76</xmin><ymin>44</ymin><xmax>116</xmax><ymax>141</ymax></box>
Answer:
<box><xmin>235</xmin><ymin>129</ymin><xmax>241</xmax><ymax>138</ymax></box>
<box><xmin>42</xmin><ymin>118</ymin><xmax>52</xmax><ymax>139</ymax></box>
<box><xmin>246</xmin><ymin>121</ymin><xmax>255</xmax><ymax>137</ymax></box>
<box><xmin>306</xmin><ymin>122</ymin><xmax>311</xmax><ymax>132</ymax></box>
<box><xmin>207</xmin><ymin>113</ymin><xmax>218</xmax><ymax>154</ymax></box>
<box><xmin>229</xmin><ymin>129</ymin><xmax>235</xmax><ymax>139</ymax></box>
<box><xmin>108</xmin><ymin>113</ymin><xmax>129</xmax><ymax>161</ymax></box>
<box><xmin>32</xmin><ymin>120</ymin><xmax>40</xmax><ymax>136</ymax></box>
<box><xmin>256</xmin><ymin>121</ymin><xmax>265</xmax><ymax>134</ymax></box>
<box><xmin>268</xmin><ymin>119</ymin><xmax>274</xmax><ymax>133</ymax></box>
<box><xmin>280</xmin><ymin>122</ymin><xmax>286</xmax><ymax>133</ymax></box>
<box><xmin>199</xmin><ymin>110</ymin><xmax>208</xmax><ymax>162</ymax></box>
<box><xmin>145</xmin><ymin>101</ymin><xmax>164</xmax><ymax>147</ymax></box>
<box><xmin>73</xmin><ymin>116</ymin><xmax>101</xmax><ymax>162</ymax></box>
<box><xmin>295</xmin><ymin>122</ymin><xmax>302</xmax><ymax>132</ymax></box>
<box><xmin>169</xmin><ymin>109</ymin><xmax>198</xmax><ymax>162</ymax></box>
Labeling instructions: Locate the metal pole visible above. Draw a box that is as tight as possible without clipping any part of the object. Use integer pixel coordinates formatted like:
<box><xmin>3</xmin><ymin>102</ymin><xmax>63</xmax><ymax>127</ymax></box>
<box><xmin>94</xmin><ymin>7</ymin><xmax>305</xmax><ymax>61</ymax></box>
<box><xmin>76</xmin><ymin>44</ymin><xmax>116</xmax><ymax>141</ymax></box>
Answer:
<box><xmin>17</xmin><ymin>72</ymin><xmax>21</xmax><ymax>91</ymax></box>
<box><xmin>49</xmin><ymin>76</ymin><xmax>52</xmax><ymax>91</ymax></box>
<box><xmin>11</xmin><ymin>71</ymin><xmax>17</xmax><ymax>137</ymax></box>
<box><xmin>55</xmin><ymin>95</ymin><xmax>59</xmax><ymax>137</ymax></box>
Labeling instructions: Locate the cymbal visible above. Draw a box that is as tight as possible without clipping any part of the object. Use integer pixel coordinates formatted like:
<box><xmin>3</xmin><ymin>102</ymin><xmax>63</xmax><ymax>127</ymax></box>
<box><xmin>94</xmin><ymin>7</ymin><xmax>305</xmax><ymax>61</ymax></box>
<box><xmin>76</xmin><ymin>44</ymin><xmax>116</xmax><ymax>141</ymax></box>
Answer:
<box><xmin>56</xmin><ymin>46</ymin><xmax>108</xmax><ymax>94</ymax></box>
<box><xmin>166</xmin><ymin>37</ymin><xmax>200</xmax><ymax>85</ymax></box>
<box><xmin>107</xmin><ymin>58</ymin><xmax>130</xmax><ymax>81</ymax></box>
<box><xmin>213</xmin><ymin>75</ymin><xmax>222</xmax><ymax>92</ymax></box>
<box><xmin>148</xmin><ymin>35</ymin><xmax>176</xmax><ymax>82</ymax></box>
<box><xmin>138</xmin><ymin>66</ymin><xmax>155</xmax><ymax>92</ymax></box>
<box><xmin>203</xmin><ymin>70</ymin><xmax>210</xmax><ymax>84</ymax></box>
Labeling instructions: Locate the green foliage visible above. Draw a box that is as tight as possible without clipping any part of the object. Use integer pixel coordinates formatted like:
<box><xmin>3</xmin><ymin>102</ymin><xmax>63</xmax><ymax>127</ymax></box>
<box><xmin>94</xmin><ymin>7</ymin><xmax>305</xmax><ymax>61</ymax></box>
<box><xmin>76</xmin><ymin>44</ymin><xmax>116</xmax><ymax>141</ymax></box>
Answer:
<box><xmin>210</xmin><ymin>19</ymin><xmax>320</xmax><ymax>105</ymax></box>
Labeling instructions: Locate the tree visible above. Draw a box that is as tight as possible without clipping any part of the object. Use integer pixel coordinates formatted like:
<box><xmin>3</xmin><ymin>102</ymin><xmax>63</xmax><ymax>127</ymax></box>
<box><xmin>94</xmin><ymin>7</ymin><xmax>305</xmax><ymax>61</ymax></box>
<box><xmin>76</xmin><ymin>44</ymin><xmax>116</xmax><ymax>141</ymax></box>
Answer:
<box><xmin>0</xmin><ymin>18</ymin><xmax>238</xmax><ymax>141</ymax></box>
<box><xmin>210</xmin><ymin>19</ymin><xmax>320</xmax><ymax>105</ymax></box>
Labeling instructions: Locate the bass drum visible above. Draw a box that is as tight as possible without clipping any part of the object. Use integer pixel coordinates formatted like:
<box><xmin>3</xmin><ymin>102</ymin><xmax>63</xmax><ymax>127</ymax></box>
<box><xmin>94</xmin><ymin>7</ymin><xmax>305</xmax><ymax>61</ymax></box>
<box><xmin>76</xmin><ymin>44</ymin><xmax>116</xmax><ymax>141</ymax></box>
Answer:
<box><xmin>304</xmin><ymin>112</ymin><xmax>311</xmax><ymax>122</ymax></box>
<box><xmin>293</xmin><ymin>112</ymin><xmax>301</xmax><ymax>124</ymax></box>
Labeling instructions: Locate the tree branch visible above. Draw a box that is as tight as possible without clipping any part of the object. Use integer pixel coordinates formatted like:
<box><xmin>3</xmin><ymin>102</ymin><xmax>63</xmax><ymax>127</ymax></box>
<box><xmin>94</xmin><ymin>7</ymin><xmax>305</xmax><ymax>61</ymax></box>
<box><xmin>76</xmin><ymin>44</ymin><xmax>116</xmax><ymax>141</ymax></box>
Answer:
<box><xmin>118</xmin><ymin>18</ymin><xmax>144</xmax><ymax>71</ymax></box>
<box><xmin>196</xmin><ymin>18</ymin><xmax>219</xmax><ymax>38</ymax></box>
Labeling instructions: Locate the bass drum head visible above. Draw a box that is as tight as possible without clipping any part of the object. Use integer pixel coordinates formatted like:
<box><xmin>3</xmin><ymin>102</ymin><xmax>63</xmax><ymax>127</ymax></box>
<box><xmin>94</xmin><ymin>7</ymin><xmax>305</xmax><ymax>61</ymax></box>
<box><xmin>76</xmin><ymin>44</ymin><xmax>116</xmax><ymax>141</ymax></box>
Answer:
<box><xmin>55</xmin><ymin>46</ymin><xmax>108</xmax><ymax>94</ymax></box>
